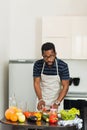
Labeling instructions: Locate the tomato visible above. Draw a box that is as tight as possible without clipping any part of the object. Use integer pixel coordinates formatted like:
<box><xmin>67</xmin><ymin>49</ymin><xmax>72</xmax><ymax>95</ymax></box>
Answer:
<box><xmin>23</xmin><ymin>111</ymin><xmax>32</xmax><ymax>118</ymax></box>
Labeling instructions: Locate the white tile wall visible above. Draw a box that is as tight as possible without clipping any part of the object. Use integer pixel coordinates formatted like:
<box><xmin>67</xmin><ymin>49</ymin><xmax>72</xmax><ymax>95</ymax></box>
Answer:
<box><xmin>64</xmin><ymin>59</ymin><xmax>87</xmax><ymax>93</ymax></box>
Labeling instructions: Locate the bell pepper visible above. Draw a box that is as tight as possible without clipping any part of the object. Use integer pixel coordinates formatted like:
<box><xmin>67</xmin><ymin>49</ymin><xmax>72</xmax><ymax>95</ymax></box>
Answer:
<box><xmin>49</xmin><ymin>114</ymin><xmax>58</xmax><ymax>124</ymax></box>
<box><xmin>34</xmin><ymin>112</ymin><xmax>42</xmax><ymax>121</ymax></box>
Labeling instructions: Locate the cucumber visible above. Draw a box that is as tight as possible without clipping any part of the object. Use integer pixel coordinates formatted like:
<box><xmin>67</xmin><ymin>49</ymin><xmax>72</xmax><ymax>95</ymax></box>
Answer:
<box><xmin>42</xmin><ymin>115</ymin><xmax>49</xmax><ymax>122</ymax></box>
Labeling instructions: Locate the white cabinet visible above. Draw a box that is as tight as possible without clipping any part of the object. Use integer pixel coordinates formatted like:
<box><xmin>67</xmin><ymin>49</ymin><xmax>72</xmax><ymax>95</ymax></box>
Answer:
<box><xmin>42</xmin><ymin>16</ymin><xmax>72</xmax><ymax>37</ymax></box>
<box><xmin>42</xmin><ymin>37</ymin><xmax>72</xmax><ymax>59</ymax></box>
<box><xmin>42</xmin><ymin>16</ymin><xmax>87</xmax><ymax>59</ymax></box>
<box><xmin>72</xmin><ymin>35</ymin><xmax>87</xmax><ymax>59</ymax></box>
<box><xmin>72</xmin><ymin>16</ymin><xmax>87</xmax><ymax>36</ymax></box>
<box><xmin>72</xmin><ymin>16</ymin><xmax>87</xmax><ymax>59</ymax></box>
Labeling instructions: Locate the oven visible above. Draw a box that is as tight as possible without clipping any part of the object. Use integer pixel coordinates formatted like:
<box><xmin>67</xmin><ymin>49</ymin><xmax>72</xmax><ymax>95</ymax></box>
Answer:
<box><xmin>64</xmin><ymin>92</ymin><xmax>87</xmax><ymax>130</ymax></box>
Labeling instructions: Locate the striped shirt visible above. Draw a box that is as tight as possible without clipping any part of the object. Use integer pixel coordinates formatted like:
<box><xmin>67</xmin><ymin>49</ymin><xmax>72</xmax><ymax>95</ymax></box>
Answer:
<box><xmin>33</xmin><ymin>58</ymin><xmax>70</xmax><ymax>80</ymax></box>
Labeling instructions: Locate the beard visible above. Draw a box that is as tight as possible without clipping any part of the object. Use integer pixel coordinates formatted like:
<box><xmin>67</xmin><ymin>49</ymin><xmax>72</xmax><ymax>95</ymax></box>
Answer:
<box><xmin>45</xmin><ymin>60</ymin><xmax>55</xmax><ymax>67</ymax></box>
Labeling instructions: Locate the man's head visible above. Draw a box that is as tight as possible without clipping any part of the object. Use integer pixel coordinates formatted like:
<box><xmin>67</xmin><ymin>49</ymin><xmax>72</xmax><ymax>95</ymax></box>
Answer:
<box><xmin>41</xmin><ymin>42</ymin><xmax>56</xmax><ymax>66</ymax></box>
<box><xmin>41</xmin><ymin>42</ymin><xmax>56</xmax><ymax>54</ymax></box>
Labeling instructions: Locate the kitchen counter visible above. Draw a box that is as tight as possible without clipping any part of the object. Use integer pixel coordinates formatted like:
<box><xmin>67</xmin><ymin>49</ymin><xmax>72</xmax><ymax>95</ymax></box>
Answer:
<box><xmin>0</xmin><ymin>118</ymin><xmax>78</xmax><ymax>130</ymax></box>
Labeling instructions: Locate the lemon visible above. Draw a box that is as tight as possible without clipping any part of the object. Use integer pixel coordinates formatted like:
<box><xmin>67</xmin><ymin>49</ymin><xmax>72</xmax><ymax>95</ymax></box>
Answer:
<box><xmin>18</xmin><ymin>114</ymin><xmax>25</xmax><ymax>123</ymax></box>
<box><xmin>16</xmin><ymin>112</ymin><xmax>23</xmax><ymax>116</ymax></box>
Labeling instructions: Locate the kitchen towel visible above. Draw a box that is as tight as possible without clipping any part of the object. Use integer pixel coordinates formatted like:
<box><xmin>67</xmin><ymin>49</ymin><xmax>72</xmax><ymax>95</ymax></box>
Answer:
<box><xmin>58</xmin><ymin>116</ymin><xmax>83</xmax><ymax>129</ymax></box>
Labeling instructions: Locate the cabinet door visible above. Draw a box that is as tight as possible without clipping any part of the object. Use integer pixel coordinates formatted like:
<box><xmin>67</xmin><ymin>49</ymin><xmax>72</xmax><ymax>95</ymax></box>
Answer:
<box><xmin>83</xmin><ymin>36</ymin><xmax>87</xmax><ymax>58</ymax></box>
<box><xmin>42</xmin><ymin>16</ymin><xmax>72</xmax><ymax>37</ymax></box>
<box><xmin>72</xmin><ymin>35</ymin><xmax>87</xmax><ymax>59</ymax></box>
<box><xmin>42</xmin><ymin>16</ymin><xmax>72</xmax><ymax>59</ymax></box>
<box><xmin>72</xmin><ymin>16</ymin><xmax>87</xmax><ymax>59</ymax></box>
<box><xmin>72</xmin><ymin>16</ymin><xmax>87</xmax><ymax>36</ymax></box>
<box><xmin>42</xmin><ymin>16</ymin><xmax>87</xmax><ymax>59</ymax></box>
<box><xmin>42</xmin><ymin>37</ymin><xmax>72</xmax><ymax>59</ymax></box>
<box><xmin>72</xmin><ymin>36</ymin><xmax>82</xmax><ymax>59</ymax></box>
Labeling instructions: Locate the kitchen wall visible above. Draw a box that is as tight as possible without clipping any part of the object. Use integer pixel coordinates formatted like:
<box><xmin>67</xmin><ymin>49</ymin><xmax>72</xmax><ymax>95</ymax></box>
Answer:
<box><xmin>64</xmin><ymin>59</ymin><xmax>87</xmax><ymax>93</ymax></box>
<box><xmin>0</xmin><ymin>0</ymin><xmax>87</xmax><ymax>119</ymax></box>
<box><xmin>0</xmin><ymin>0</ymin><xmax>10</xmax><ymax>119</ymax></box>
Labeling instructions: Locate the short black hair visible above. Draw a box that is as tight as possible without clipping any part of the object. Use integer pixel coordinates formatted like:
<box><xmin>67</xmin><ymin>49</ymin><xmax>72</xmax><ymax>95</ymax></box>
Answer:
<box><xmin>41</xmin><ymin>42</ymin><xmax>56</xmax><ymax>54</ymax></box>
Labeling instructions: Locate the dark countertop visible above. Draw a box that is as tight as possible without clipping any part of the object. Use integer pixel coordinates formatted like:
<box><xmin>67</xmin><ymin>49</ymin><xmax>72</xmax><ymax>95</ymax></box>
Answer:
<box><xmin>0</xmin><ymin>118</ymin><xmax>78</xmax><ymax>130</ymax></box>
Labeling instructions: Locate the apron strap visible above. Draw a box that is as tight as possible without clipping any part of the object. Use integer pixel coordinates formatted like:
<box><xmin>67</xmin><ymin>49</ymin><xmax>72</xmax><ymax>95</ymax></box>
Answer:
<box><xmin>41</xmin><ymin>62</ymin><xmax>45</xmax><ymax>74</ymax></box>
<box><xmin>55</xmin><ymin>59</ymin><xmax>59</xmax><ymax>75</ymax></box>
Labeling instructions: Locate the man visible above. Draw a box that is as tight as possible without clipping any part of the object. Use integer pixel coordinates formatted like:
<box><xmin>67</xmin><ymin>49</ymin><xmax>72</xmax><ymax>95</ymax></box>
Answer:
<box><xmin>33</xmin><ymin>42</ymin><xmax>70</xmax><ymax>111</ymax></box>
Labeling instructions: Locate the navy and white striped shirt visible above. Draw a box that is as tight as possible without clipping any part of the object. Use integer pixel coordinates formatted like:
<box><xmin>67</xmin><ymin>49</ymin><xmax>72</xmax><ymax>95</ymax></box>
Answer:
<box><xmin>33</xmin><ymin>58</ymin><xmax>70</xmax><ymax>80</ymax></box>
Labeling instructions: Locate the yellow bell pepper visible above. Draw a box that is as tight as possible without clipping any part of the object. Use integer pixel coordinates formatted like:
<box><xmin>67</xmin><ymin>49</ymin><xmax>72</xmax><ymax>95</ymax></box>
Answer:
<box><xmin>34</xmin><ymin>112</ymin><xmax>42</xmax><ymax>121</ymax></box>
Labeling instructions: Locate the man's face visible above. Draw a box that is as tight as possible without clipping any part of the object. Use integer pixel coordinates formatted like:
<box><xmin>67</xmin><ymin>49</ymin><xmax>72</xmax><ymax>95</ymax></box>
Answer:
<box><xmin>42</xmin><ymin>49</ymin><xmax>56</xmax><ymax>66</ymax></box>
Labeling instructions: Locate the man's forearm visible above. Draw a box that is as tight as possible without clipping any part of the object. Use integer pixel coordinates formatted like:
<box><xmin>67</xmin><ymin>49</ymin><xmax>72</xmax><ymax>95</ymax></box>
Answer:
<box><xmin>57</xmin><ymin>87</ymin><xmax>68</xmax><ymax>102</ymax></box>
<box><xmin>34</xmin><ymin>78</ymin><xmax>42</xmax><ymax>100</ymax></box>
<box><xmin>34</xmin><ymin>85</ymin><xmax>42</xmax><ymax>100</ymax></box>
<box><xmin>57</xmin><ymin>80</ymin><xmax>69</xmax><ymax>102</ymax></box>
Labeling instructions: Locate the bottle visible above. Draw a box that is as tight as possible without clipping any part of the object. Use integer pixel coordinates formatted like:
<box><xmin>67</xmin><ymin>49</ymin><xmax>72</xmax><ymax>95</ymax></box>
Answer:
<box><xmin>9</xmin><ymin>93</ymin><xmax>17</xmax><ymax>107</ymax></box>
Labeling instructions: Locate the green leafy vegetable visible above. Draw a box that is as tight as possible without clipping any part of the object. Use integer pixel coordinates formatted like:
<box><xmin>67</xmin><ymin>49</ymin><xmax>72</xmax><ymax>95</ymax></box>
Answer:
<box><xmin>60</xmin><ymin>108</ymin><xmax>80</xmax><ymax>120</ymax></box>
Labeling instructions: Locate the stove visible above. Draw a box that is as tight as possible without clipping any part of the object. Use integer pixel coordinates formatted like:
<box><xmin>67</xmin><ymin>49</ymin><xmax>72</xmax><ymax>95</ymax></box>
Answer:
<box><xmin>65</xmin><ymin>92</ymin><xmax>87</xmax><ymax>100</ymax></box>
<box><xmin>64</xmin><ymin>92</ymin><xmax>87</xmax><ymax>130</ymax></box>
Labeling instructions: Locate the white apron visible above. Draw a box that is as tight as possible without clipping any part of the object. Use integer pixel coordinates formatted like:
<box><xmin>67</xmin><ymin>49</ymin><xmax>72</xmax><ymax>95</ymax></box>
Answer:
<box><xmin>40</xmin><ymin>59</ymin><xmax>63</xmax><ymax>111</ymax></box>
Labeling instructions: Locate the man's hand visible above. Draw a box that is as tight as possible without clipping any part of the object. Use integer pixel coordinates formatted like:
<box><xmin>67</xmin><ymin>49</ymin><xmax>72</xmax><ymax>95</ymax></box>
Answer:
<box><xmin>50</xmin><ymin>103</ymin><xmax>58</xmax><ymax>109</ymax></box>
<box><xmin>37</xmin><ymin>100</ymin><xmax>45</xmax><ymax>110</ymax></box>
